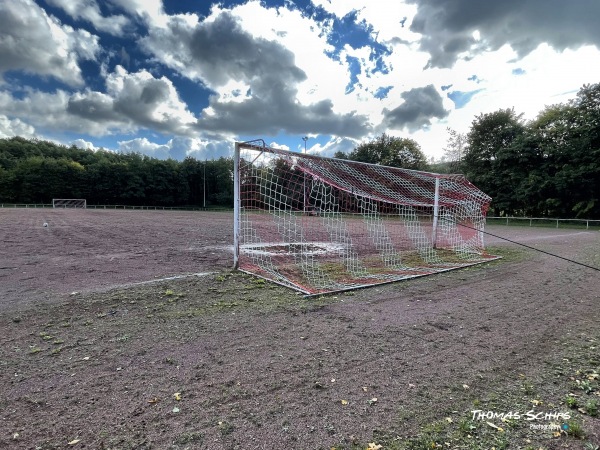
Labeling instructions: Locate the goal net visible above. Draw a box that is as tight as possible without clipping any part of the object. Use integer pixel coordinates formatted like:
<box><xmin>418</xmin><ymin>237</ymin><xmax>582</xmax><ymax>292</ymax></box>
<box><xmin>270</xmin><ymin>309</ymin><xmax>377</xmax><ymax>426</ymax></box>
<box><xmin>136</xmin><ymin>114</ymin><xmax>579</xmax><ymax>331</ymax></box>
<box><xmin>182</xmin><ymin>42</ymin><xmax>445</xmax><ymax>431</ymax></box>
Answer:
<box><xmin>52</xmin><ymin>199</ymin><xmax>87</xmax><ymax>209</ymax></box>
<box><xmin>234</xmin><ymin>140</ymin><xmax>498</xmax><ymax>295</ymax></box>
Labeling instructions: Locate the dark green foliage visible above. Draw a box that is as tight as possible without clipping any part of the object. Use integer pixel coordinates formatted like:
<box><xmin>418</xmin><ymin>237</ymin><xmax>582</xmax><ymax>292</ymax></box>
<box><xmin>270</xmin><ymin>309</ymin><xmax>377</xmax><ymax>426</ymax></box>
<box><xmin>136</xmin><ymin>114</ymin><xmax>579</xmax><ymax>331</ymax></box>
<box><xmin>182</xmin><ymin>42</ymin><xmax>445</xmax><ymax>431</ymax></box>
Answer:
<box><xmin>461</xmin><ymin>83</ymin><xmax>600</xmax><ymax>218</ymax></box>
<box><xmin>347</xmin><ymin>133</ymin><xmax>430</xmax><ymax>170</ymax></box>
<box><xmin>0</xmin><ymin>137</ymin><xmax>233</xmax><ymax>207</ymax></box>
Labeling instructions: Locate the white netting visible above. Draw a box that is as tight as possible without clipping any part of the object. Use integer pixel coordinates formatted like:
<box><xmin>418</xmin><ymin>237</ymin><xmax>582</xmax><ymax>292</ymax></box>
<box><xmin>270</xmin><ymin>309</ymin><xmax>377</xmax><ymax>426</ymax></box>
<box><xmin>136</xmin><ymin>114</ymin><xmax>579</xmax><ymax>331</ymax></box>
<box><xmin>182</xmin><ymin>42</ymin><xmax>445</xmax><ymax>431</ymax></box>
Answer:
<box><xmin>235</xmin><ymin>142</ymin><xmax>498</xmax><ymax>295</ymax></box>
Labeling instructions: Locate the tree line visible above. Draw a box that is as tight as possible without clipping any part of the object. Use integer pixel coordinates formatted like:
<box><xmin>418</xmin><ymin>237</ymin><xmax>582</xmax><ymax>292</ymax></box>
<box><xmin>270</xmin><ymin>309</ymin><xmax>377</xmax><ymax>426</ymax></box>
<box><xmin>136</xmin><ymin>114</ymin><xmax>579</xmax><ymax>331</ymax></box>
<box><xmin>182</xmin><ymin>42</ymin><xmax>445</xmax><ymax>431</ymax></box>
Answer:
<box><xmin>335</xmin><ymin>83</ymin><xmax>600</xmax><ymax>219</ymax></box>
<box><xmin>0</xmin><ymin>82</ymin><xmax>598</xmax><ymax>217</ymax></box>
<box><xmin>448</xmin><ymin>82</ymin><xmax>600</xmax><ymax>218</ymax></box>
<box><xmin>0</xmin><ymin>137</ymin><xmax>233</xmax><ymax>207</ymax></box>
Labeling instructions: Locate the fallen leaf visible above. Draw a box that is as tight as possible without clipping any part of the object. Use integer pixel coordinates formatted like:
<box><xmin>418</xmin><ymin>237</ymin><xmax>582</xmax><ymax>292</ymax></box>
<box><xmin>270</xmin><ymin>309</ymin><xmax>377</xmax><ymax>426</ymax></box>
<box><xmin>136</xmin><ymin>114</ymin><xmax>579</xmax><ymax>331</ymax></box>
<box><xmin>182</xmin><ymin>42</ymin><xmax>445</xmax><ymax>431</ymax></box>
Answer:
<box><xmin>174</xmin><ymin>392</ymin><xmax>181</xmax><ymax>401</ymax></box>
<box><xmin>12</xmin><ymin>433</ymin><xmax>19</xmax><ymax>440</ymax></box>
<box><xmin>362</xmin><ymin>386</ymin><xmax>368</xmax><ymax>392</ymax></box>
<box><xmin>368</xmin><ymin>397</ymin><xmax>378</xmax><ymax>405</ymax></box>
<box><xmin>172</xmin><ymin>406</ymin><xmax>180</xmax><ymax>413</ymax></box>
<box><xmin>331</xmin><ymin>378</ymin><xmax>336</xmax><ymax>383</ymax></box>
<box><xmin>445</xmin><ymin>417</ymin><xmax>453</xmax><ymax>423</ymax></box>
<box><xmin>148</xmin><ymin>397</ymin><xmax>159</xmax><ymax>404</ymax></box>
<box><xmin>408</xmin><ymin>383</ymin><xmax>416</xmax><ymax>388</ymax></box>
<box><xmin>486</xmin><ymin>422</ymin><xmax>504</xmax><ymax>432</ymax></box>
<box><xmin>68</xmin><ymin>439</ymin><xmax>81</xmax><ymax>445</ymax></box>
<box><xmin>553</xmin><ymin>431</ymin><xmax>561</xmax><ymax>438</ymax></box>
<box><xmin>82</xmin><ymin>357</ymin><xmax>90</xmax><ymax>361</ymax></box>
<box><xmin>367</xmin><ymin>443</ymin><xmax>382</xmax><ymax>450</ymax></box>
<box><xmin>531</xmin><ymin>399</ymin><xmax>542</xmax><ymax>406</ymax></box>
<box><xmin>462</xmin><ymin>384</ymin><xmax>469</xmax><ymax>390</ymax></box>
<box><xmin>341</xmin><ymin>399</ymin><xmax>349</xmax><ymax>405</ymax></box>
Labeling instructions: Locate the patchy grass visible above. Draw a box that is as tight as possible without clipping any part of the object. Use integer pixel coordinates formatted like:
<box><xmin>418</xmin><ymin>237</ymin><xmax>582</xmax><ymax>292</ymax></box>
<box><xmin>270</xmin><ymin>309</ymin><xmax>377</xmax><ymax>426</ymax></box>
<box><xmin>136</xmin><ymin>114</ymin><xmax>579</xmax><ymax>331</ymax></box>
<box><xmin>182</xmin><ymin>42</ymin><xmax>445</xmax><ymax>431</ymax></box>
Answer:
<box><xmin>338</xmin><ymin>328</ymin><xmax>600</xmax><ymax>450</ymax></box>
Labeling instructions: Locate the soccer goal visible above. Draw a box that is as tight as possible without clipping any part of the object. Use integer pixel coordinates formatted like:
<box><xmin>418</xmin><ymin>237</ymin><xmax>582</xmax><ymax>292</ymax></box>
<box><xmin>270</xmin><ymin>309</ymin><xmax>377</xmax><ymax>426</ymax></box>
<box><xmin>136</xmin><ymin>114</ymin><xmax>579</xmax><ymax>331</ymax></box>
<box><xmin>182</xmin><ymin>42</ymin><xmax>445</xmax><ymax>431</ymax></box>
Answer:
<box><xmin>233</xmin><ymin>140</ymin><xmax>498</xmax><ymax>295</ymax></box>
<box><xmin>52</xmin><ymin>198</ymin><xmax>87</xmax><ymax>209</ymax></box>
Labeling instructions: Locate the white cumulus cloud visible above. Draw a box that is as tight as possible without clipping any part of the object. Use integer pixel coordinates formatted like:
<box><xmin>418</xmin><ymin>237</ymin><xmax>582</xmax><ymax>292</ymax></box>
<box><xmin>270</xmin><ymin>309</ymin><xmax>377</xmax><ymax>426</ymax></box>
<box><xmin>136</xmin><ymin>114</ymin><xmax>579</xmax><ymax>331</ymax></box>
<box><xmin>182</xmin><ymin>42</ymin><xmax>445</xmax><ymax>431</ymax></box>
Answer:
<box><xmin>0</xmin><ymin>0</ymin><xmax>100</xmax><ymax>86</ymax></box>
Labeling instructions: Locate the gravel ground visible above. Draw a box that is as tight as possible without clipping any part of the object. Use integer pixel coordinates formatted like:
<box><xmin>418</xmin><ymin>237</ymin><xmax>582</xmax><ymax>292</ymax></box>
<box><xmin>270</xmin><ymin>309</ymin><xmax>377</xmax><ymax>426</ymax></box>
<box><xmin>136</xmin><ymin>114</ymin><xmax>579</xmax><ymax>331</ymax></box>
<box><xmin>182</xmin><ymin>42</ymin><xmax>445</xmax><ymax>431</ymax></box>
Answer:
<box><xmin>1</xmin><ymin>209</ymin><xmax>599</xmax><ymax>449</ymax></box>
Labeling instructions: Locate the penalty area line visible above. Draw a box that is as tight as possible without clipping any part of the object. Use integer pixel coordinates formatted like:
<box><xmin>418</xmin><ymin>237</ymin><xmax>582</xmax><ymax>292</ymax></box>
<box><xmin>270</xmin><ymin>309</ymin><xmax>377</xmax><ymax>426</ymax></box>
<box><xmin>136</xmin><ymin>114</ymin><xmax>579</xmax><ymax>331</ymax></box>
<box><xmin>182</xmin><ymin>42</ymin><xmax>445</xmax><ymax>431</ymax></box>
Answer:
<box><xmin>128</xmin><ymin>272</ymin><xmax>215</xmax><ymax>287</ymax></box>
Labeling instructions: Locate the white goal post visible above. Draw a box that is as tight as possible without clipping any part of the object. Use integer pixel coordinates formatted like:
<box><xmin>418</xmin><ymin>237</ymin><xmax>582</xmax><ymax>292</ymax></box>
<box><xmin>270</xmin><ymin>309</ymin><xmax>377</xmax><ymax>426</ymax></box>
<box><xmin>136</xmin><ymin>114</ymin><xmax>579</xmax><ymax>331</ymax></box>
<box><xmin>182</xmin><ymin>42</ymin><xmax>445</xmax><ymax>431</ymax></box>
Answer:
<box><xmin>52</xmin><ymin>199</ymin><xmax>87</xmax><ymax>209</ymax></box>
<box><xmin>233</xmin><ymin>140</ymin><xmax>498</xmax><ymax>296</ymax></box>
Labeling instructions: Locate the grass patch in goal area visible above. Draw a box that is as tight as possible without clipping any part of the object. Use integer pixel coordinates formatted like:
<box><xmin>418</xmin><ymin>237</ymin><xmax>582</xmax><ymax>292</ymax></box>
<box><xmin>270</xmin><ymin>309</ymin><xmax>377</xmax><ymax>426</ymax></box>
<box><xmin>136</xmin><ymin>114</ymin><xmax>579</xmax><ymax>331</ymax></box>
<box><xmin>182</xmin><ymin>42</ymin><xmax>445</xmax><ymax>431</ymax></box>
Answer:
<box><xmin>241</xmin><ymin>246</ymin><xmax>502</xmax><ymax>296</ymax></box>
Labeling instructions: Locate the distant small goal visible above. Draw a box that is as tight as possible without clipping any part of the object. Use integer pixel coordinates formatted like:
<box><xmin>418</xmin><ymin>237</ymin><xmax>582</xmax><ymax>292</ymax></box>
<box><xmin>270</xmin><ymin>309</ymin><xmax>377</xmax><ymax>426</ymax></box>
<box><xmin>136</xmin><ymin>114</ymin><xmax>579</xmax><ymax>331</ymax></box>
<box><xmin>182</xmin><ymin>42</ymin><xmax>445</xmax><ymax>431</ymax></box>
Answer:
<box><xmin>52</xmin><ymin>199</ymin><xmax>87</xmax><ymax>209</ymax></box>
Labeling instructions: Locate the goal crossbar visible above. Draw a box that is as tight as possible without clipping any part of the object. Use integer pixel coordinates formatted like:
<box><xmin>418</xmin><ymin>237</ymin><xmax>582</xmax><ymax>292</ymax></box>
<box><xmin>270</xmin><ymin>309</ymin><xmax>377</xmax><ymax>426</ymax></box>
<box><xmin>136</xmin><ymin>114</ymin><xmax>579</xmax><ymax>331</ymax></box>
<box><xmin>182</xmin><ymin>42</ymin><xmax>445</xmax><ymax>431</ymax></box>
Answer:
<box><xmin>234</xmin><ymin>140</ymin><xmax>498</xmax><ymax>295</ymax></box>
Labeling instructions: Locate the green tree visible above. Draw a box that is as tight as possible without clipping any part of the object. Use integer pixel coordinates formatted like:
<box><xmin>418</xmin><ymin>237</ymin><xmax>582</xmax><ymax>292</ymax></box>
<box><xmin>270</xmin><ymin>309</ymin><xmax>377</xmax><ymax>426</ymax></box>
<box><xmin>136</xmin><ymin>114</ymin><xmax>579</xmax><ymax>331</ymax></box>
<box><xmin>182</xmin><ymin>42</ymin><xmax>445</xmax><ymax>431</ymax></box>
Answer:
<box><xmin>181</xmin><ymin>157</ymin><xmax>207</xmax><ymax>206</ymax></box>
<box><xmin>462</xmin><ymin>108</ymin><xmax>526</xmax><ymax>215</ymax></box>
<box><xmin>142</xmin><ymin>158</ymin><xmax>187</xmax><ymax>206</ymax></box>
<box><xmin>442</xmin><ymin>127</ymin><xmax>467</xmax><ymax>172</ymax></box>
<box><xmin>348</xmin><ymin>134</ymin><xmax>429</xmax><ymax>170</ymax></box>
<box><xmin>207</xmin><ymin>157</ymin><xmax>234</xmax><ymax>206</ymax></box>
<box><xmin>527</xmin><ymin>84</ymin><xmax>600</xmax><ymax>218</ymax></box>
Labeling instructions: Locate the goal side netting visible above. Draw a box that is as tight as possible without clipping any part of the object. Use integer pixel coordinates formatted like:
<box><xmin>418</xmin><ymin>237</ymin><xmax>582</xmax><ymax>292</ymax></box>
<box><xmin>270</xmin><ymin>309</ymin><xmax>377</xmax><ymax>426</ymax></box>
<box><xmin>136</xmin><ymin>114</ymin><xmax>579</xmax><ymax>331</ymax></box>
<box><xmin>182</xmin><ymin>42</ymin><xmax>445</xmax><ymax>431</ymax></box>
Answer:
<box><xmin>233</xmin><ymin>140</ymin><xmax>498</xmax><ymax>295</ymax></box>
<box><xmin>52</xmin><ymin>199</ymin><xmax>87</xmax><ymax>209</ymax></box>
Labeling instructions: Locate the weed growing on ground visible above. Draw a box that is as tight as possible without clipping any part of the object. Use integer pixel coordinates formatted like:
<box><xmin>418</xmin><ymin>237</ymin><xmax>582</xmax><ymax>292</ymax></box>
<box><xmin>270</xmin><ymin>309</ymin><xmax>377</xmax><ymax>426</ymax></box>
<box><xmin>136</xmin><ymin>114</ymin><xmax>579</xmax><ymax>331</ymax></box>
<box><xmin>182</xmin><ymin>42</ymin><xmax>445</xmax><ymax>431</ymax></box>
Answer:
<box><xmin>564</xmin><ymin>395</ymin><xmax>578</xmax><ymax>408</ymax></box>
<box><xmin>585</xmin><ymin>398</ymin><xmax>598</xmax><ymax>416</ymax></box>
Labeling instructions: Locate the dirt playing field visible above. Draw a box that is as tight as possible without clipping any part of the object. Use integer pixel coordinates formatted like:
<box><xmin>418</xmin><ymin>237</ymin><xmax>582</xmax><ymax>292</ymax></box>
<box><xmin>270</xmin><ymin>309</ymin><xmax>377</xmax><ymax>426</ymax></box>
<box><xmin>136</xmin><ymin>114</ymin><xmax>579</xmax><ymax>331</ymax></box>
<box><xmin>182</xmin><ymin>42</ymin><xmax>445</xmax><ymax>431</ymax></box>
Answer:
<box><xmin>0</xmin><ymin>209</ymin><xmax>232</xmax><ymax>312</ymax></box>
<box><xmin>1</xmin><ymin>209</ymin><xmax>599</xmax><ymax>449</ymax></box>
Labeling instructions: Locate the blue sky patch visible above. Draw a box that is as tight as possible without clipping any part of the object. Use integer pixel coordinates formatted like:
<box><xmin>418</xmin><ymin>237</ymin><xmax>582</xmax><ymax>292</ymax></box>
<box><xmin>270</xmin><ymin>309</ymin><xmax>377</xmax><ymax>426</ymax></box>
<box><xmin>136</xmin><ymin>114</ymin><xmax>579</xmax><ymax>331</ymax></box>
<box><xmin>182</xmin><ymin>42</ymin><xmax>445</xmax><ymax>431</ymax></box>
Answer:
<box><xmin>447</xmin><ymin>89</ymin><xmax>483</xmax><ymax>109</ymax></box>
<box><xmin>374</xmin><ymin>86</ymin><xmax>393</xmax><ymax>99</ymax></box>
<box><xmin>324</xmin><ymin>9</ymin><xmax>390</xmax><ymax>76</ymax></box>
<box><xmin>345</xmin><ymin>56</ymin><xmax>362</xmax><ymax>94</ymax></box>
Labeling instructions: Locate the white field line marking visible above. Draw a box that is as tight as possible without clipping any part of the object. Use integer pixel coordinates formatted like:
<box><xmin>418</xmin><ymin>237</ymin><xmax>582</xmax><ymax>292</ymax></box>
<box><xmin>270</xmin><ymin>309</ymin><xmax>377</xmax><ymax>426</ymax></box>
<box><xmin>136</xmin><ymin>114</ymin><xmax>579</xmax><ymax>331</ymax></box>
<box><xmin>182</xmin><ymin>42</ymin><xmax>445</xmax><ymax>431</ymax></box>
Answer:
<box><xmin>128</xmin><ymin>272</ymin><xmax>214</xmax><ymax>286</ymax></box>
<box><xmin>82</xmin><ymin>272</ymin><xmax>215</xmax><ymax>296</ymax></box>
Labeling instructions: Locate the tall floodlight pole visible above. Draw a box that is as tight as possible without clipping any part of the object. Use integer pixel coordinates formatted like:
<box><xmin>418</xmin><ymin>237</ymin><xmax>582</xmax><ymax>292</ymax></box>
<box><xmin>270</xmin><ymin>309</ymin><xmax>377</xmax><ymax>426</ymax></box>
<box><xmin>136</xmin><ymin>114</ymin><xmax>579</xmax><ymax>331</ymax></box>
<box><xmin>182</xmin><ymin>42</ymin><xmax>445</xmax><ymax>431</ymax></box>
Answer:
<box><xmin>203</xmin><ymin>159</ymin><xmax>206</xmax><ymax>209</ymax></box>
<box><xmin>302</xmin><ymin>136</ymin><xmax>308</xmax><ymax>214</ymax></box>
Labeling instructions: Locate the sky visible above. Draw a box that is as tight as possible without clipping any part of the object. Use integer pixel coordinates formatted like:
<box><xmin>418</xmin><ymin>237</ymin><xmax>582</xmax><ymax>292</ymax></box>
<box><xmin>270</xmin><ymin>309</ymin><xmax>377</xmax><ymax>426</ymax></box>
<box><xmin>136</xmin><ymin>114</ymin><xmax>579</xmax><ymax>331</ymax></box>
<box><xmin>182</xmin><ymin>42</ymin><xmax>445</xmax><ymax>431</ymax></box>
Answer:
<box><xmin>1</xmin><ymin>0</ymin><xmax>600</xmax><ymax>162</ymax></box>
